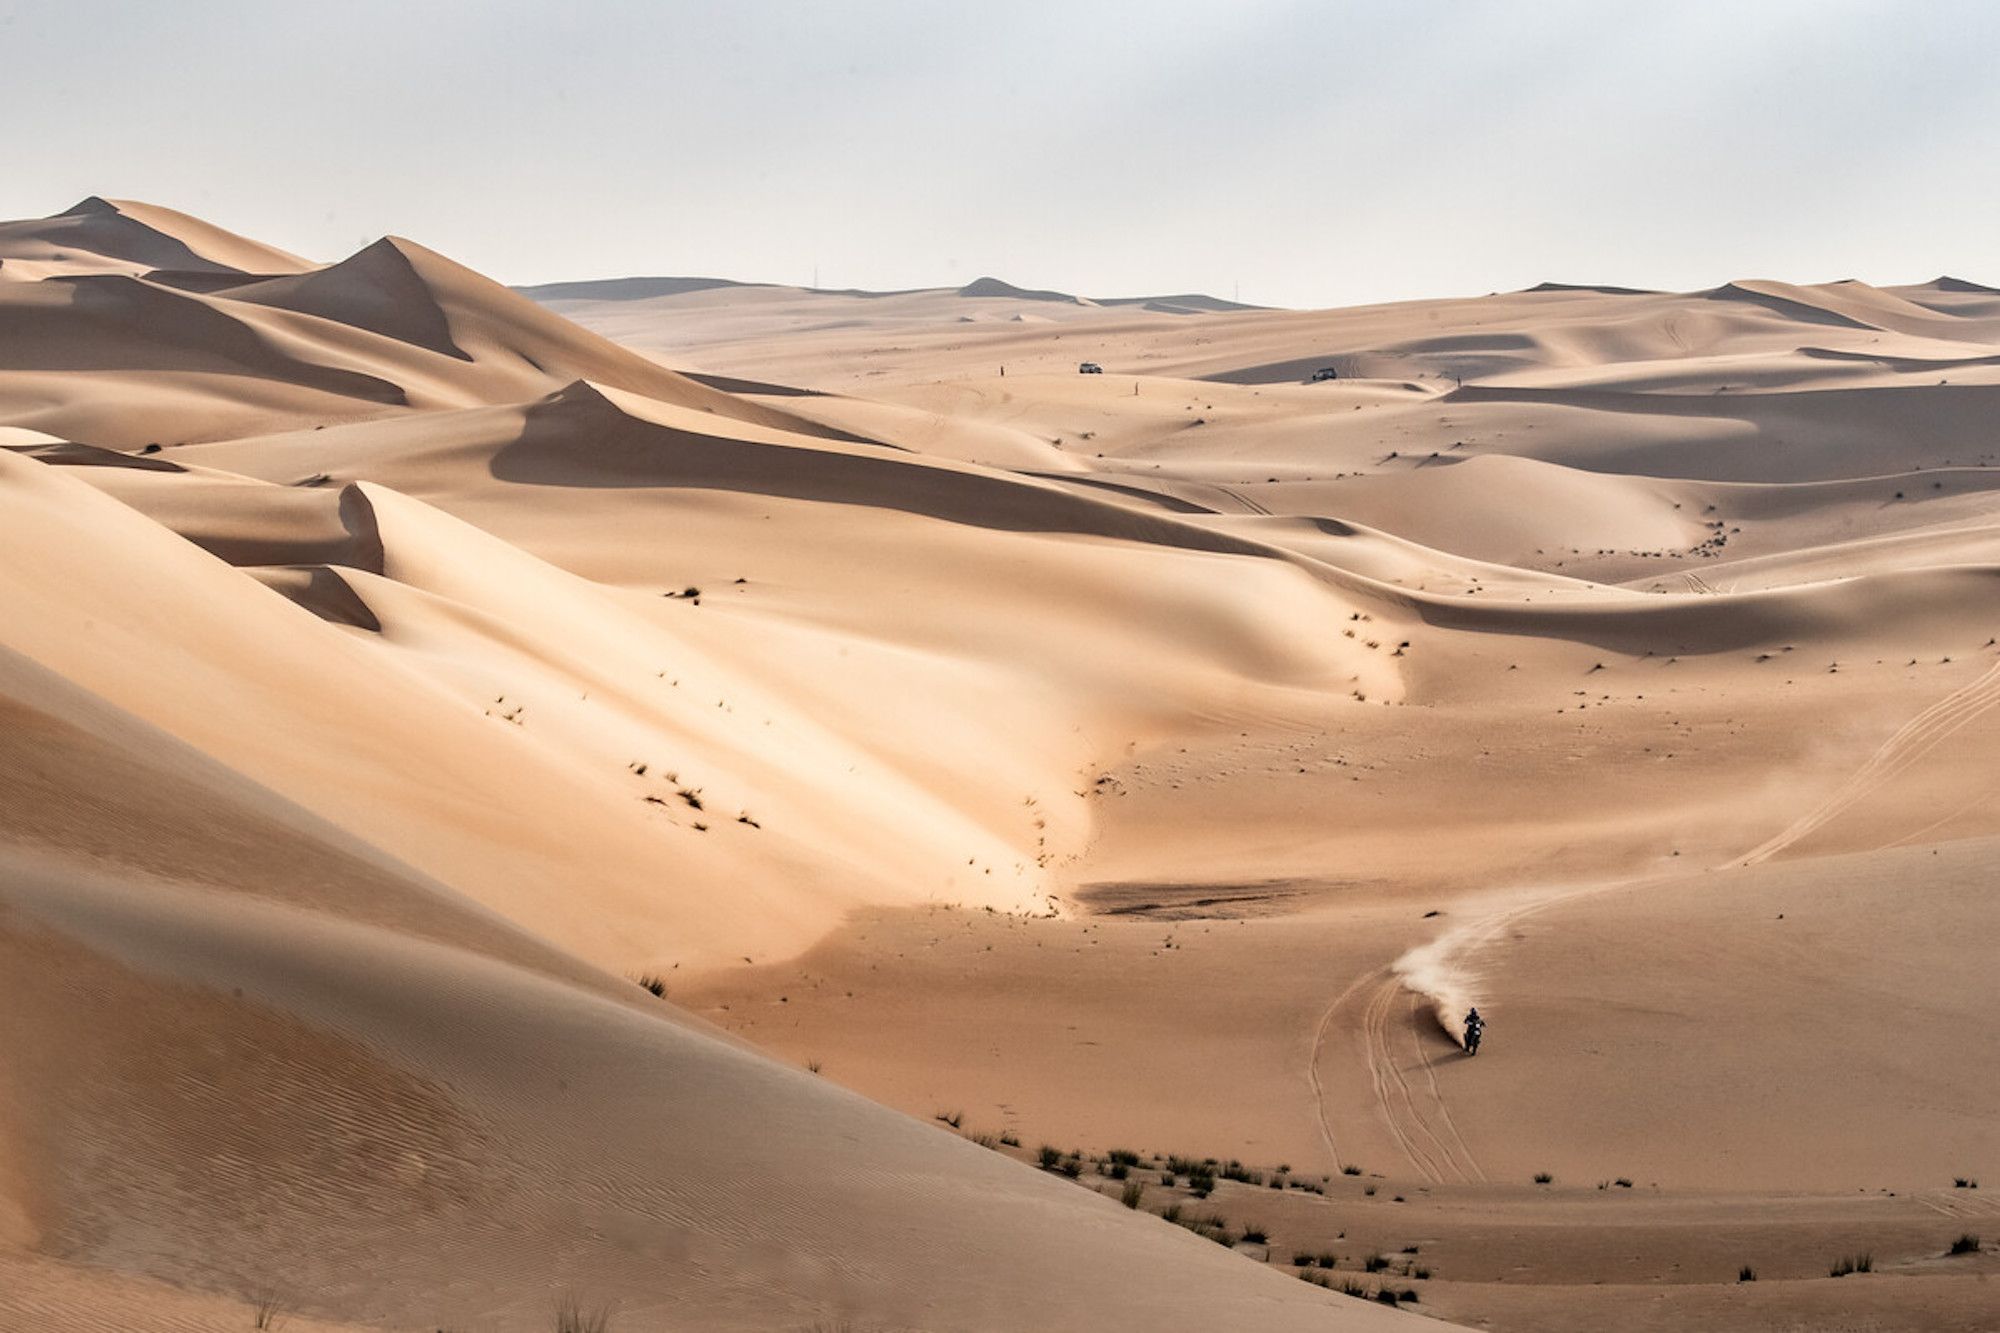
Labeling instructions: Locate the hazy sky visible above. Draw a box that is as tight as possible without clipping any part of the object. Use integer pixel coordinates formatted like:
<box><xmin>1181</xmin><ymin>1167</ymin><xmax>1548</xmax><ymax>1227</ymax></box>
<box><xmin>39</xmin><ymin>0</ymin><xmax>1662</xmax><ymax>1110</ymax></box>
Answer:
<box><xmin>9</xmin><ymin>0</ymin><xmax>1998</xmax><ymax>308</ymax></box>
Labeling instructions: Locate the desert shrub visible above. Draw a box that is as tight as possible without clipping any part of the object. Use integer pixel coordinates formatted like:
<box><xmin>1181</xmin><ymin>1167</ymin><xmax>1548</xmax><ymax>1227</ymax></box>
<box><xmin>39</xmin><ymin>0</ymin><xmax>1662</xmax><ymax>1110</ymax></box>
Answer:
<box><xmin>554</xmin><ymin>1293</ymin><xmax>611</xmax><ymax>1333</ymax></box>
<box><xmin>1060</xmin><ymin>1154</ymin><xmax>1083</xmax><ymax>1179</ymax></box>
<box><xmin>1293</xmin><ymin>1251</ymin><xmax>1317</xmax><ymax>1267</ymax></box>
<box><xmin>1398</xmin><ymin>1288</ymin><xmax>1419</xmax><ymax>1303</ymax></box>
<box><xmin>1161</xmin><ymin>1204</ymin><xmax>1183</xmax><ymax>1224</ymax></box>
<box><xmin>1401</xmin><ymin>1245</ymin><xmax>1420</xmax><ymax>1254</ymax></box>
<box><xmin>1950</xmin><ymin>1234</ymin><xmax>1981</xmax><ymax>1255</ymax></box>
<box><xmin>1038</xmin><ymin>1145</ymin><xmax>1061</xmax><ymax>1169</ymax></box>
<box><xmin>1121</xmin><ymin>1180</ymin><xmax>1145</xmax><ymax>1209</ymax></box>
<box><xmin>635</xmin><ymin>975</ymin><xmax>667</xmax><ymax>998</ymax></box>
<box><xmin>1533</xmin><ymin>1172</ymin><xmax>1553</xmax><ymax>1184</ymax></box>
<box><xmin>1374</xmin><ymin>1289</ymin><xmax>1399</xmax><ymax>1306</ymax></box>
<box><xmin>1173</xmin><ymin>1212</ymin><xmax>1232</xmax><ymax>1246</ymax></box>
<box><xmin>1107</xmin><ymin>1148</ymin><xmax>1141</xmax><ymax>1167</ymax></box>
<box><xmin>252</xmin><ymin>1288</ymin><xmax>287</xmax><ymax>1331</ymax></box>
<box><xmin>1738</xmin><ymin>1265</ymin><xmax>1756</xmax><ymax>1282</ymax></box>
<box><xmin>1411</xmin><ymin>1266</ymin><xmax>1430</xmax><ymax>1280</ymax></box>
<box><xmin>1160</xmin><ymin>1171</ymin><xmax>1176</xmax><ymax>1186</ymax></box>
<box><xmin>969</xmin><ymin>1133</ymin><xmax>998</xmax><ymax>1150</ymax></box>
<box><xmin>1955</xmin><ymin>1177</ymin><xmax>1980</xmax><ymax>1189</ymax></box>
<box><xmin>1614</xmin><ymin>1178</ymin><xmax>1633</xmax><ymax>1189</ymax></box>
<box><xmin>934</xmin><ymin>1110</ymin><xmax>961</xmax><ymax>1129</ymax></box>
<box><xmin>998</xmin><ymin>1132</ymin><xmax>1020</xmax><ymax>1147</ymax></box>
<box><xmin>1364</xmin><ymin>1254</ymin><xmax>1389</xmax><ymax>1273</ymax></box>
<box><xmin>1107</xmin><ymin>1161</ymin><xmax>1129</xmax><ymax>1181</ymax></box>
<box><xmin>1341</xmin><ymin>1164</ymin><xmax>1363</xmax><ymax>1176</ymax></box>
<box><xmin>1829</xmin><ymin>1253</ymin><xmax>1872</xmax><ymax>1277</ymax></box>
<box><xmin>1241</xmin><ymin>1226</ymin><xmax>1268</xmax><ymax>1244</ymax></box>
<box><xmin>1317</xmin><ymin>1251</ymin><xmax>1339</xmax><ymax>1269</ymax></box>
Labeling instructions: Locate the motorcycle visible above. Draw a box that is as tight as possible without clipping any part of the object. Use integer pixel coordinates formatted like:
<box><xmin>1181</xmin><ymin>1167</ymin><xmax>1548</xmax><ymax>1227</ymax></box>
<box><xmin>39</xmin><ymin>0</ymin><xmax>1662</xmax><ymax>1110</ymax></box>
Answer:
<box><xmin>1463</xmin><ymin>1021</ymin><xmax>1483</xmax><ymax>1055</ymax></box>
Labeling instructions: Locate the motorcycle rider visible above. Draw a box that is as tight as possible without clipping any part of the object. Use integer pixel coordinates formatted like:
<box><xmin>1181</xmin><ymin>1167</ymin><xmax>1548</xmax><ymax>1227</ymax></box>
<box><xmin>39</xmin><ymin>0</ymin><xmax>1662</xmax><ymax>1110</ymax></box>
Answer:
<box><xmin>1463</xmin><ymin>1006</ymin><xmax>1485</xmax><ymax>1054</ymax></box>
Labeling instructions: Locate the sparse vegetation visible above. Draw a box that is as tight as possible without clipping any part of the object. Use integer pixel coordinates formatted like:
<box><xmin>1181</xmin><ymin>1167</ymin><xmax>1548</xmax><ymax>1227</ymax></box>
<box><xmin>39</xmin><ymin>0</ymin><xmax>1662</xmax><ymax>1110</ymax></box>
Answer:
<box><xmin>1949</xmin><ymin>1234</ymin><xmax>1981</xmax><ymax>1255</ymax></box>
<box><xmin>634</xmin><ymin>974</ymin><xmax>667</xmax><ymax>998</ymax></box>
<box><xmin>1614</xmin><ymin>1178</ymin><xmax>1634</xmax><ymax>1189</ymax></box>
<box><xmin>1955</xmin><ymin>1177</ymin><xmax>1980</xmax><ymax>1189</ymax></box>
<box><xmin>1533</xmin><ymin>1171</ymin><xmax>1553</xmax><ymax>1184</ymax></box>
<box><xmin>1038</xmin><ymin>1145</ymin><xmax>1061</xmax><ymax>1169</ymax></box>
<box><xmin>1121</xmin><ymin>1180</ymin><xmax>1145</xmax><ymax>1209</ymax></box>
<box><xmin>934</xmin><ymin>1110</ymin><xmax>962</xmax><ymax>1129</ymax></box>
<box><xmin>1364</xmin><ymin>1254</ymin><xmax>1389</xmax><ymax>1273</ymax></box>
<box><xmin>998</xmin><ymin>1132</ymin><xmax>1020</xmax><ymax>1147</ymax></box>
<box><xmin>1221</xmin><ymin>1160</ymin><xmax>1264</xmax><ymax>1186</ymax></box>
<box><xmin>1829</xmin><ymin>1253</ymin><xmax>1873</xmax><ymax>1277</ymax></box>
<box><xmin>554</xmin><ymin>1293</ymin><xmax>612</xmax><ymax>1333</ymax></box>
<box><xmin>1341</xmin><ymin>1164</ymin><xmax>1362</xmax><ymax>1176</ymax></box>
<box><xmin>1738</xmin><ymin>1265</ymin><xmax>1757</xmax><ymax>1282</ymax></box>
<box><xmin>251</xmin><ymin>1287</ymin><xmax>288</xmax><ymax>1331</ymax></box>
<box><xmin>1174</xmin><ymin>1212</ymin><xmax>1233</xmax><ymax>1246</ymax></box>
<box><xmin>1240</xmin><ymin>1225</ymin><xmax>1268</xmax><ymax>1244</ymax></box>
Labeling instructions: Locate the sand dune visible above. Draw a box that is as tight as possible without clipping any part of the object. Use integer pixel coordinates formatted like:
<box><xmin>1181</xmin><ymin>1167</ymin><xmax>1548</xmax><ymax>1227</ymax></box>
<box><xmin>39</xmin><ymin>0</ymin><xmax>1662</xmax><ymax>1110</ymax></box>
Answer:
<box><xmin>0</xmin><ymin>196</ymin><xmax>310</xmax><ymax>278</ymax></box>
<box><xmin>5</xmin><ymin>197</ymin><xmax>2000</xmax><ymax>1330</ymax></box>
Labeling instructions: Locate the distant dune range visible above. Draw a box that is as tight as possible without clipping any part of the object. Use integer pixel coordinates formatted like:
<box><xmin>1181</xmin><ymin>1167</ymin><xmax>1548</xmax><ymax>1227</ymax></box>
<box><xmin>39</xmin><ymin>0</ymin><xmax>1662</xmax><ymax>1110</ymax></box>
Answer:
<box><xmin>3</xmin><ymin>197</ymin><xmax>1999</xmax><ymax>1331</ymax></box>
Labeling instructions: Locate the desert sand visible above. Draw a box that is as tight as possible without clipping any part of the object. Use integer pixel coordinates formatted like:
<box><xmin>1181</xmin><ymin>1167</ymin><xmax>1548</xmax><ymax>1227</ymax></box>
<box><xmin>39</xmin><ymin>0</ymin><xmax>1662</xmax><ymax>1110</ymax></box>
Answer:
<box><xmin>2</xmin><ymin>197</ymin><xmax>1997</xmax><ymax>1330</ymax></box>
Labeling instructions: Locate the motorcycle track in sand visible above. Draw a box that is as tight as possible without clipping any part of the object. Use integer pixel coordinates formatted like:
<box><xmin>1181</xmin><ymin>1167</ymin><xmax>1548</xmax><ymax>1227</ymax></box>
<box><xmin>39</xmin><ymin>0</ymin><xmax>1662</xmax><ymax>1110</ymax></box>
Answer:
<box><xmin>1736</xmin><ymin>655</ymin><xmax>2000</xmax><ymax>867</ymax></box>
<box><xmin>1310</xmin><ymin>966</ymin><xmax>1485</xmax><ymax>1183</ymax></box>
<box><xmin>1312</xmin><ymin>658</ymin><xmax>2000</xmax><ymax>1184</ymax></box>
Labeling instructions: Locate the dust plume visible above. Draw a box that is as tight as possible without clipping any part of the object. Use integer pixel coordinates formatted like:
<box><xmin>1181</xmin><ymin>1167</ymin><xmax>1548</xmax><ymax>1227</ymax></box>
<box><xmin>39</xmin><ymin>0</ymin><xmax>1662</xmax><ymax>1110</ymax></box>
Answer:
<box><xmin>1392</xmin><ymin>927</ymin><xmax>1481</xmax><ymax>1046</ymax></box>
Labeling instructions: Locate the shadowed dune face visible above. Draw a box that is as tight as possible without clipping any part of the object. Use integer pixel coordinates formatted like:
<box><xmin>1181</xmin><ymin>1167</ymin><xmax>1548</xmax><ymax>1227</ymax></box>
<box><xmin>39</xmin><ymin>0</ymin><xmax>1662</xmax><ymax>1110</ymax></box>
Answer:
<box><xmin>3</xmin><ymin>197</ymin><xmax>2000</xmax><ymax>1330</ymax></box>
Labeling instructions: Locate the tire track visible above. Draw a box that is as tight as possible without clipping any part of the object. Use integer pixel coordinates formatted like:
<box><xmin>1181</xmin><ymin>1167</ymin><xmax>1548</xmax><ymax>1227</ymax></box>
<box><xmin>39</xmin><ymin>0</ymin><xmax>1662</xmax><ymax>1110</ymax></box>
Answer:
<box><xmin>1312</xmin><ymin>657</ymin><xmax>2000</xmax><ymax>1183</ymax></box>
<box><xmin>1311</xmin><ymin>965</ymin><xmax>1483</xmax><ymax>1183</ymax></box>
<box><xmin>1213</xmin><ymin>485</ymin><xmax>1272</xmax><ymax>516</ymax></box>
<box><xmin>1917</xmin><ymin>1189</ymin><xmax>2000</xmax><ymax>1219</ymax></box>
<box><xmin>1737</xmin><ymin>656</ymin><xmax>2000</xmax><ymax>866</ymax></box>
